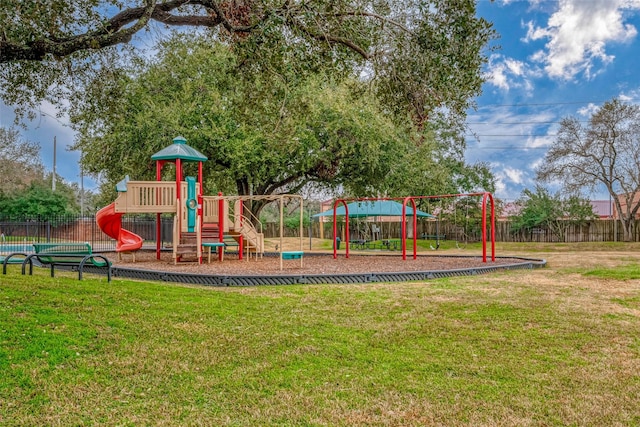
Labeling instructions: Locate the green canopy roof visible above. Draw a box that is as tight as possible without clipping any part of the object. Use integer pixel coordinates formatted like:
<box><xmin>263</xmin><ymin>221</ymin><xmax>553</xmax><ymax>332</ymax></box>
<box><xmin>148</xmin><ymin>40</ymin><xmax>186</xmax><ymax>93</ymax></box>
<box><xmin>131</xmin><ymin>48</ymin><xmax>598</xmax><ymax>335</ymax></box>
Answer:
<box><xmin>151</xmin><ymin>136</ymin><xmax>208</xmax><ymax>162</ymax></box>
<box><xmin>313</xmin><ymin>200</ymin><xmax>433</xmax><ymax>218</ymax></box>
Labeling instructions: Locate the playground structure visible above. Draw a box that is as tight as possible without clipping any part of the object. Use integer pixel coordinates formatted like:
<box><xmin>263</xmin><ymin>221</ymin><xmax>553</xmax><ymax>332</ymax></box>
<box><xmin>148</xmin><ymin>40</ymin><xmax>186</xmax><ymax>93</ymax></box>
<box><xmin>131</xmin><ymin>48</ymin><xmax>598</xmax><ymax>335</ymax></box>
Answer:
<box><xmin>327</xmin><ymin>193</ymin><xmax>496</xmax><ymax>262</ymax></box>
<box><xmin>96</xmin><ymin>136</ymin><xmax>264</xmax><ymax>264</ymax></box>
<box><xmin>95</xmin><ymin>136</ymin><xmax>495</xmax><ymax>268</ymax></box>
<box><xmin>96</xmin><ymin>136</ymin><xmax>303</xmax><ymax>267</ymax></box>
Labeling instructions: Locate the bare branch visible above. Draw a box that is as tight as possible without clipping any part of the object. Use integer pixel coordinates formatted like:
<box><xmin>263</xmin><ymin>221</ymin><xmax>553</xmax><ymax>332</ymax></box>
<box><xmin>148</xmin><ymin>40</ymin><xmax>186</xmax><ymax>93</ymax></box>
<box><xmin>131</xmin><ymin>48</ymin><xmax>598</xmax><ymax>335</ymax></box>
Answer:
<box><xmin>286</xmin><ymin>15</ymin><xmax>371</xmax><ymax>60</ymax></box>
<box><xmin>538</xmin><ymin>99</ymin><xmax>640</xmax><ymax>240</ymax></box>
<box><xmin>331</xmin><ymin>11</ymin><xmax>412</xmax><ymax>34</ymax></box>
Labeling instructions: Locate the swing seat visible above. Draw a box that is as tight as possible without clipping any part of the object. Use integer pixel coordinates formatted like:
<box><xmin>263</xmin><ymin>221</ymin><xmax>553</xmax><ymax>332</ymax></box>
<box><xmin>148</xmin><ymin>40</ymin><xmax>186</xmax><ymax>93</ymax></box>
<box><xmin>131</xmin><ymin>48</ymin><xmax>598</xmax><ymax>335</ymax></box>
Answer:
<box><xmin>420</xmin><ymin>233</ymin><xmax>446</xmax><ymax>240</ymax></box>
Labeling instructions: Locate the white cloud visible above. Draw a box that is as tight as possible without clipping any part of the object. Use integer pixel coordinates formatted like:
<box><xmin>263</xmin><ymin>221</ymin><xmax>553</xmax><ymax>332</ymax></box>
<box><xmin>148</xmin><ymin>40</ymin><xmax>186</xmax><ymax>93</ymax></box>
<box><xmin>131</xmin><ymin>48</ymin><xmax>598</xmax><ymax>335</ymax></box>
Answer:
<box><xmin>489</xmin><ymin>162</ymin><xmax>509</xmax><ymax>198</ymax></box>
<box><xmin>577</xmin><ymin>103</ymin><xmax>600</xmax><ymax>117</ymax></box>
<box><xmin>485</xmin><ymin>57</ymin><xmax>511</xmax><ymax>90</ymax></box>
<box><xmin>504</xmin><ymin>57</ymin><xmax>525</xmax><ymax>76</ymax></box>
<box><xmin>488</xmin><ymin>163</ymin><xmax>530</xmax><ymax>200</ymax></box>
<box><xmin>618</xmin><ymin>87</ymin><xmax>640</xmax><ymax>103</ymax></box>
<box><xmin>523</xmin><ymin>0</ymin><xmax>640</xmax><ymax>80</ymax></box>
<box><xmin>484</xmin><ymin>54</ymin><xmax>538</xmax><ymax>93</ymax></box>
<box><xmin>494</xmin><ymin>176</ymin><xmax>507</xmax><ymax>198</ymax></box>
<box><xmin>525</xmin><ymin>134</ymin><xmax>553</xmax><ymax>149</ymax></box>
<box><xmin>504</xmin><ymin>166</ymin><xmax>525</xmax><ymax>184</ymax></box>
<box><xmin>530</xmin><ymin>157</ymin><xmax>544</xmax><ymax>171</ymax></box>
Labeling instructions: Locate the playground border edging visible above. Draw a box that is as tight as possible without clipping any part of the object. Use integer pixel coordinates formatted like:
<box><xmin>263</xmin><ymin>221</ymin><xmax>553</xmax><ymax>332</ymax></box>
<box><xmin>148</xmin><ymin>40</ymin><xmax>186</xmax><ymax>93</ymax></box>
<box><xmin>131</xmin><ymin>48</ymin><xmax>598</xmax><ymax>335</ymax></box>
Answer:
<box><xmin>106</xmin><ymin>255</ymin><xmax>547</xmax><ymax>286</ymax></box>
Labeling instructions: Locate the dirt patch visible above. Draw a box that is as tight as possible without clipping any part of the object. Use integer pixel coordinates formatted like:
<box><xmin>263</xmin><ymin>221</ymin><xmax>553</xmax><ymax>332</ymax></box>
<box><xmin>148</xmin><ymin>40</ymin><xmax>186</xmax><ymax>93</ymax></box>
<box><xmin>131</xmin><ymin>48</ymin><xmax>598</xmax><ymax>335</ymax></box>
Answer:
<box><xmin>109</xmin><ymin>250</ymin><xmax>537</xmax><ymax>276</ymax></box>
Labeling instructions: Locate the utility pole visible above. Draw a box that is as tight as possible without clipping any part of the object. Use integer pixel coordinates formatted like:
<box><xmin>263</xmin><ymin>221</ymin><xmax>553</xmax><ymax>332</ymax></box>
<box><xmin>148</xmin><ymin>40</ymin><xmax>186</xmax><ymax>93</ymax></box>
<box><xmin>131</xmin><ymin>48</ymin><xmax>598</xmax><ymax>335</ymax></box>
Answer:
<box><xmin>52</xmin><ymin>136</ymin><xmax>56</xmax><ymax>192</ymax></box>
<box><xmin>80</xmin><ymin>163</ymin><xmax>84</xmax><ymax>217</ymax></box>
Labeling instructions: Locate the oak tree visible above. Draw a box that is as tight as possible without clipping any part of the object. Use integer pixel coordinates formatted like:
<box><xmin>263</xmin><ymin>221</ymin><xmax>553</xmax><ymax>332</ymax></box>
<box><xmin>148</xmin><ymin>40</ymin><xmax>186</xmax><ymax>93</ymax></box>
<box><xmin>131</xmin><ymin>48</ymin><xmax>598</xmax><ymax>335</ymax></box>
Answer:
<box><xmin>71</xmin><ymin>35</ymin><xmax>435</xmax><ymax>217</ymax></box>
<box><xmin>537</xmin><ymin>99</ymin><xmax>640</xmax><ymax>241</ymax></box>
<box><xmin>1</xmin><ymin>0</ymin><xmax>495</xmax><ymax>129</ymax></box>
<box><xmin>510</xmin><ymin>185</ymin><xmax>596</xmax><ymax>242</ymax></box>
<box><xmin>0</xmin><ymin>126</ymin><xmax>44</xmax><ymax>193</ymax></box>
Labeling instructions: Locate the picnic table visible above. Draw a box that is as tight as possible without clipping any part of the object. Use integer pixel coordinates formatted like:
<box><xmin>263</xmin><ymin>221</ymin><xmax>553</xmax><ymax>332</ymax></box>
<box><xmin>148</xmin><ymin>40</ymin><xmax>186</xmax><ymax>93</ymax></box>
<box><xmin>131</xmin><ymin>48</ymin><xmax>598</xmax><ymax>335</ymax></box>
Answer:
<box><xmin>349</xmin><ymin>239</ymin><xmax>368</xmax><ymax>250</ymax></box>
<box><xmin>21</xmin><ymin>243</ymin><xmax>111</xmax><ymax>282</ymax></box>
<box><xmin>348</xmin><ymin>239</ymin><xmax>401</xmax><ymax>250</ymax></box>
<box><xmin>381</xmin><ymin>239</ymin><xmax>401</xmax><ymax>250</ymax></box>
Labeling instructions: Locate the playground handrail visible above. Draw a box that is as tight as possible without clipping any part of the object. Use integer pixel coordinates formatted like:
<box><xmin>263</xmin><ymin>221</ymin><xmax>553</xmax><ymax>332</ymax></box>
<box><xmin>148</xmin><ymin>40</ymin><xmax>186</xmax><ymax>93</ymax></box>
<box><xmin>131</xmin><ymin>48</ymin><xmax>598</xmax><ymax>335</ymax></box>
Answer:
<box><xmin>115</xmin><ymin>181</ymin><xmax>182</xmax><ymax>213</ymax></box>
<box><xmin>202</xmin><ymin>196</ymin><xmax>227</xmax><ymax>228</ymax></box>
<box><xmin>230</xmin><ymin>212</ymin><xmax>264</xmax><ymax>256</ymax></box>
<box><xmin>234</xmin><ymin>211</ymin><xmax>263</xmax><ymax>235</ymax></box>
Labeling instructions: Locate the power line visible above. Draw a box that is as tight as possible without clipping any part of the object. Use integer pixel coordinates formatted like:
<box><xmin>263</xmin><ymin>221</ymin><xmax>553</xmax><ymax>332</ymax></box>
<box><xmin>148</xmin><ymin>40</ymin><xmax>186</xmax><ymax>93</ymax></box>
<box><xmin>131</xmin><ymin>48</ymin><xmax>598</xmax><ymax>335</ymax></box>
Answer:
<box><xmin>467</xmin><ymin>146</ymin><xmax>549</xmax><ymax>150</ymax></box>
<box><xmin>468</xmin><ymin>121</ymin><xmax>558</xmax><ymax>125</ymax></box>
<box><xmin>473</xmin><ymin>100</ymin><xmax>607</xmax><ymax>108</ymax></box>
<box><xmin>465</xmin><ymin>134</ymin><xmax>556</xmax><ymax>137</ymax></box>
<box><xmin>467</xmin><ymin>120</ymin><xmax>587</xmax><ymax>125</ymax></box>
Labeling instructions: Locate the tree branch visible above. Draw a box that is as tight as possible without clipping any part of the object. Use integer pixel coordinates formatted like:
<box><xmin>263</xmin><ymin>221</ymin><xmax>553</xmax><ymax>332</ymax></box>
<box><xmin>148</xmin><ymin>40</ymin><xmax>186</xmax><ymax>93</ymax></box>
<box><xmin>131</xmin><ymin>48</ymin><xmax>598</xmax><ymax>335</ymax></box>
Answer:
<box><xmin>286</xmin><ymin>15</ymin><xmax>371</xmax><ymax>60</ymax></box>
<box><xmin>0</xmin><ymin>0</ymin><xmax>271</xmax><ymax>63</ymax></box>
<box><xmin>330</xmin><ymin>11</ymin><xmax>412</xmax><ymax>34</ymax></box>
<box><xmin>1</xmin><ymin>1</ymin><xmax>387</xmax><ymax>63</ymax></box>
<box><xmin>259</xmin><ymin>171</ymin><xmax>306</xmax><ymax>196</ymax></box>
<box><xmin>2</xmin><ymin>0</ymin><xmax>158</xmax><ymax>62</ymax></box>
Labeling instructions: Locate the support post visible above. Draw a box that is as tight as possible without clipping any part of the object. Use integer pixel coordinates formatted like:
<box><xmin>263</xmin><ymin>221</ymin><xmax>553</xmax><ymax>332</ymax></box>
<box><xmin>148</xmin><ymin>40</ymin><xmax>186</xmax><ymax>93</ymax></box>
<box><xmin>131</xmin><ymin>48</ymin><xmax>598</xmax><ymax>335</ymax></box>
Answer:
<box><xmin>332</xmin><ymin>199</ymin><xmax>350</xmax><ymax>259</ymax></box>
<box><xmin>218</xmin><ymin>192</ymin><xmax>224</xmax><ymax>261</ymax></box>
<box><xmin>155</xmin><ymin>160</ymin><xmax>163</xmax><ymax>260</ymax></box>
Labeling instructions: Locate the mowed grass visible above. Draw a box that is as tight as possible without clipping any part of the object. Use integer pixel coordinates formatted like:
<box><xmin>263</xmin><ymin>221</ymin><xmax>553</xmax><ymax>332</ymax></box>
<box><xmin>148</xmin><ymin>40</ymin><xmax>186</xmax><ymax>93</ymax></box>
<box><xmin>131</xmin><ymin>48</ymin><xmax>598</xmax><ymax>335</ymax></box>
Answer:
<box><xmin>1</xmin><ymin>249</ymin><xmax>640</xmax><ymax>426</ymax></box>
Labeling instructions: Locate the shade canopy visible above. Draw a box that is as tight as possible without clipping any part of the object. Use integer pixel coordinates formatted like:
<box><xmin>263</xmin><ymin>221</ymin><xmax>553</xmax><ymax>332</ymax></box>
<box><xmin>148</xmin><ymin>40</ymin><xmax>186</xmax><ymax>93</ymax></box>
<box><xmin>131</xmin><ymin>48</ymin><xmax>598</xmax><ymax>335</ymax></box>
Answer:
<box><xmin>313</xmin><ymin>200</ymin><xmax>433</xmax><ymax>218</ymax></box>
<box><xmin>151</xmin><ymin>136</ymin><xmax>208</xmax><ymax>162</ymax></box>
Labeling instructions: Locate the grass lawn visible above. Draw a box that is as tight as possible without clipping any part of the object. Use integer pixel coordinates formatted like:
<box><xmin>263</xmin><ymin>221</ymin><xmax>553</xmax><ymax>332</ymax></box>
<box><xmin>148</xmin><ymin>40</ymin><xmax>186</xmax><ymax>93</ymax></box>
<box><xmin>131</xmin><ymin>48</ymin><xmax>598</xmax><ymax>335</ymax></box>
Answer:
<box><xmin>1</xmin><ymin>243</ymin><xmax>639</xmax><ymax>426</ymax></box>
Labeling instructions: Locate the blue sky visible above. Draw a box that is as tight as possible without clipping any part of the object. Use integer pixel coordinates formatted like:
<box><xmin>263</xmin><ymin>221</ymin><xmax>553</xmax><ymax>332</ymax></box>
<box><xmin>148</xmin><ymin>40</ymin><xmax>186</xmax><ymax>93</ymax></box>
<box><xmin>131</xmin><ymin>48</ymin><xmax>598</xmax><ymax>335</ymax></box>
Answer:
<box><xmin>0</xmin><ymin>100</ymin><xmax>93</xmax><ymax>190</ymax></box>
<box><xmin>468</xmin><ymin>0</ymin><xmax>640</xmax><ymax>200</ymax></box>
<box><xmin>3</xmin><ymin>0</ymin><xmax>640</xmax><ymax>200</ymax></box>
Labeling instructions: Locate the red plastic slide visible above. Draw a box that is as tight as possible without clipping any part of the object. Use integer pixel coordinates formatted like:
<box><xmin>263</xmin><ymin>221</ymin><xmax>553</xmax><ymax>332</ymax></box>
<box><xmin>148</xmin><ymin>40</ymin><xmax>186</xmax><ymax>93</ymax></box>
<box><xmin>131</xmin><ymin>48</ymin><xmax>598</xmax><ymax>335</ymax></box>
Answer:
<box><xmin>96</xmin><ymin>202</ymin><xmax>143</xmax><ymax>253</ymax></box>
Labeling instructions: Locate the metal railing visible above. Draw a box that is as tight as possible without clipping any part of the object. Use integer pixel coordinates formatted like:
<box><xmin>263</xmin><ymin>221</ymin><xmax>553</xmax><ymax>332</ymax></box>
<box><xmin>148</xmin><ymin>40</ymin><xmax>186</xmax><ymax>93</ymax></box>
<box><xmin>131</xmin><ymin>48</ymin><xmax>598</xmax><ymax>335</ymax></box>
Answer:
<box><xmin>1</xmin><ymin>215</ymin><xmax>638</xmax><ymax>251</ymax></box>
<box><xmin>0</xmin><ymin>214</ymin><xmax>173</xmax><ymax>252</ymax></box>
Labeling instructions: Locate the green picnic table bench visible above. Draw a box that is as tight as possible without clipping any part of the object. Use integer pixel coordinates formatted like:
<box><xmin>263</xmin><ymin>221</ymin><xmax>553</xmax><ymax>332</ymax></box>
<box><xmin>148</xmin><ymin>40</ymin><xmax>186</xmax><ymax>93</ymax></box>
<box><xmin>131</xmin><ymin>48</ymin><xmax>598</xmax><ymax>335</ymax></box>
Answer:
<box><xmin>381</xmin><ymin>239</ymin><xmax>401</xmax><ymax>250</ymax></box>
<box><xmin>1</xmin><ymin>252</ymin><xmax>30</xmax><ymax>275</ymax></box>
<box><xmin>21</xmin><ymin>243</ymin><xmax>111</xmax><ymax>282</ymax></box>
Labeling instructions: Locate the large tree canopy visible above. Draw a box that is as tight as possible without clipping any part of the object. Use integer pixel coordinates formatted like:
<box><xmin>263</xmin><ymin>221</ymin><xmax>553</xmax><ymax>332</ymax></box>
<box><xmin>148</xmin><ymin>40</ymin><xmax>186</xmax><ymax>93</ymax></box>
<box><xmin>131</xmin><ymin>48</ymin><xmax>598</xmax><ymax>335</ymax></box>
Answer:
<box><xmin>0</xmin><ymin>181</ymin><xmax>81</xmax><ymax>218</ymax></box>
<box><xmin>72</xmin><ymin>34</ymin><xmax>492</xmax><ymax>217</ymax></box>
<box><xmin>1</xmin><ymin>0</ymin><xmax>495</xmax><ymax>127</ymax></box>
<box><xmin>510</xmin><ymin>185</ymin><xmax>596</xmax><ymax>242</ymax></box>
<box><xmin>0</xmin><ymin>126</ymin><xmax>82</xmax><ymax>216</ymax></box>
<box><xmin>0</xmin><ymin>127</ymin><xmax>43</xmax><ymax>194</ymax></box>
<box><xmin>536</xmin><ymin>99</ymin><xmax>640</xmax><ymax>241</ymax></box>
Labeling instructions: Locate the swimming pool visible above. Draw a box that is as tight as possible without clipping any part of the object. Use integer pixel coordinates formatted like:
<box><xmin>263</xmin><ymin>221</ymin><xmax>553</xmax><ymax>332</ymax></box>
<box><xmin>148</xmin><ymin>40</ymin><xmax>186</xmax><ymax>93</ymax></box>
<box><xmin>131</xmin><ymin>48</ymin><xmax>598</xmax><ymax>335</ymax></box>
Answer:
<box><xmin>0</xmin><ymin>243</ymin><xmax>34</xmax><ymax>254</ymax></box>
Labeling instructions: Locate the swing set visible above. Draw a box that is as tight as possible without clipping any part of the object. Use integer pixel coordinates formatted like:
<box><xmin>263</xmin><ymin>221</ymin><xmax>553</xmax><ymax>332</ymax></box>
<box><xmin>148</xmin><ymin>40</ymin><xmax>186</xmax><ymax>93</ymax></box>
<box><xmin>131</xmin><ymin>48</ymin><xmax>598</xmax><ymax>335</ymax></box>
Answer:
<box><xmin>330</xmin><ymin>192</ymin><xmax>496</xmax><ymax>262</ymax></box>
<box><xmin>423</xmin><ymin>196</ymin><xmax>478</xmax><ymax>250</ymax></box>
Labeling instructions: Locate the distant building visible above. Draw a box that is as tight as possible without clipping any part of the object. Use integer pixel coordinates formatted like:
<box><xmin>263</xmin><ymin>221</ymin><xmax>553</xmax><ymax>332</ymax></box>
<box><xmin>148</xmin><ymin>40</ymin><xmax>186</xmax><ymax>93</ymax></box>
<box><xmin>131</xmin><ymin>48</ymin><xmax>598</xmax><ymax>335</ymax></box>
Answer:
<box><xmin>499</xmin><ymin>202</ymin><xmax>520</xmax><ymax>220</ymax></box>
<box><xmin>590</xmin><ymin>200</ymin><xmax>614</xmax><ymax>219</ymax></box>
<box><xmin>611</xmin><ymin>193</ymin><xmax>640</xmax><ymax>219</ymax></box>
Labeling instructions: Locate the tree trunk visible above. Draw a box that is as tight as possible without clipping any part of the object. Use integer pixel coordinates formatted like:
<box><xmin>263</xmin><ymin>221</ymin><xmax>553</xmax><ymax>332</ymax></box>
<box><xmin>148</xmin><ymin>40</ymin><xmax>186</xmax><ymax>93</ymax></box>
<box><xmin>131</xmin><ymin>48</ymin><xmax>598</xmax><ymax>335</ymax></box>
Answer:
<box><xmin>622</xmin><ymin>218</ymin><xmax>634</xmax><ymax>242</ymax></box>
<box><xmin>246</xmin><ymin>199</ymin><xmax>267</xmax><ymax>226</ymax></box>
